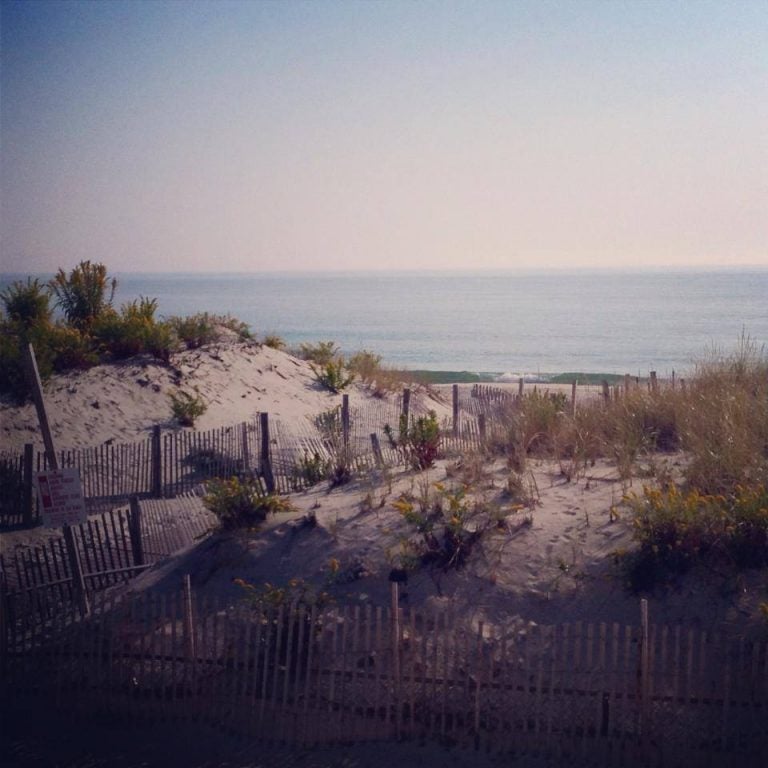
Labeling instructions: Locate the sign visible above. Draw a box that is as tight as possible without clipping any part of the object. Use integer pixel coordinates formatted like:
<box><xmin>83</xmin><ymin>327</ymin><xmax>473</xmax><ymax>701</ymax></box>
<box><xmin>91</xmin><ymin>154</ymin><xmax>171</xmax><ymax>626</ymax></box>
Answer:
<box><xmin>36</xmin><ymin>468</ymin><xmax>87</xmax><ymax>528</ymax></box>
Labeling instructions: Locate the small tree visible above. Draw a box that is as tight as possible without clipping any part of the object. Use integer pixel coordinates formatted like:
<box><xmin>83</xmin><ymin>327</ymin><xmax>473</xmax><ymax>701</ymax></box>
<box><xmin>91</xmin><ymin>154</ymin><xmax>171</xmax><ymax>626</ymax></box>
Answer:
<box><xmin>49</xmin><ymin>260</ymin><xmax>117</xmax><ymax>332</ymax></box>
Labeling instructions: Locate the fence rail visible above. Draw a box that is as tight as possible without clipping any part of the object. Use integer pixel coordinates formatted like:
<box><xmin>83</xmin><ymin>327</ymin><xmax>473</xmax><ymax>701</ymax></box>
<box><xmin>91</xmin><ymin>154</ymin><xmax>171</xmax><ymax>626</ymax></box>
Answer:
<box><xmin>3</xmin><ymin>586</ymin><xmax>765</xmax><ymax>765</ymax></box>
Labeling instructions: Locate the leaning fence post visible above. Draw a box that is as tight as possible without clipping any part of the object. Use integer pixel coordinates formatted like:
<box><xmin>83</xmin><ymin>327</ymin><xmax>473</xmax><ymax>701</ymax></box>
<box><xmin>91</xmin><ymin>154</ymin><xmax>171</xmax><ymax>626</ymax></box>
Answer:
<box><xmin>128</xmin><ymin>495</ymin><xmax>145</xmax><ymax>568</ymax></box>
<box><xmin>452</xmin><ymin>384</ymin><xmax>459</xmax><ymax>437</ymax></box>
<box><xmin>183</xmin><ymin>573</ymin><xmax>196</xmax><ymax>660</ymax></box>
<box><xmin>22</xmin><ymin>443</ymin><xmax>34</xmax><ymax>527</ymax></box>
<box><xmin>151</xmin><ymin>425</ymin><xmax>163</xmax><ymax>498</ymax></box>
<box><xmin>370</xmin><ymin>433</ymin><xmax>384</xmax><ymax>468</ymax></box>
<box><xmin>260</xmin><ymin>412</ymin><xmax>276</xmax><ymax>494</ymax></box>
<box><xmin>63</xmin><ymin>525</ymin><xmax>90</xmax><ymax>617</ymax></box>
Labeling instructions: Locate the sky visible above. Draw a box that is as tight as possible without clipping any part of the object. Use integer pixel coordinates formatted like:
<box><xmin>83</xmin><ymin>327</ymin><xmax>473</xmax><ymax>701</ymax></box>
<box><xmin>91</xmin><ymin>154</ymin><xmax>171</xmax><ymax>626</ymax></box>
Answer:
<box><xmin>1</xmin><ymin>0</ymin><xmax>766</xmax><ymax>274</ymax></box>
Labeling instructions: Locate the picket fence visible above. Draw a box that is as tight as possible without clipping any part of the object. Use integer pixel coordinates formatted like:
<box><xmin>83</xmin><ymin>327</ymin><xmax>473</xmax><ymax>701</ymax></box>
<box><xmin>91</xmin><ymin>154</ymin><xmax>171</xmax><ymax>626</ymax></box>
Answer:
<box><xmin>2</xmin><ymin>585</ymin><xmax>765</xmax><ymax>767</ymax></box>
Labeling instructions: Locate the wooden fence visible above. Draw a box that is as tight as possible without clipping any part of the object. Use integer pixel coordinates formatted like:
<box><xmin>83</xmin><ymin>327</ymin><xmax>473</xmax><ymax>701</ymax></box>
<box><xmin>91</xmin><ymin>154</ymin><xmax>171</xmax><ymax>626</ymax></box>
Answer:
<box><xmin>2</xmin><ymin>586</ymin><xmax>765</xmax><ymax>766</ymax></box>
<box><xmin>0</xmin><ymin>375</ymin><xmax>676</xmax><ymax>530</ymax></box>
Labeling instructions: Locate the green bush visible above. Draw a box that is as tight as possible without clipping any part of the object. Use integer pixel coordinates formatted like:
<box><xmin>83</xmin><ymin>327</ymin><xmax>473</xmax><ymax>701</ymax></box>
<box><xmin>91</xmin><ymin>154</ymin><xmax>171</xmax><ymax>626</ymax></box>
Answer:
<box><xmin>626</xmin><ymin>484</ymin><xmax>768</xmax><ymax>590</ymax></box>
<box><xmin>204</xmin><ymin>476</ymin><xmax>293</xmax><ymax>529</ymax></box>
<box><xmin>0</xmin><ymin>277</ymin><xmax>52</xmax><ymax>330</ymax></box>
<box><xmin>167</xmin><ymin>313</ymin><xmax>221</xmax><ymax>349</ymax></box>
<box><xmin>386</xmin><ymin>410</ymin><xmax>441</xmax><ymax>470</ymax></box>
<box><xmin>92</xmin><ymin>298</ymin><xmax>175</xmax><ymax>361</ymax></box>
<box><xmin>263</xmin><ymin>333</ymin><xmax>286</xmax><ymax>350</ymax></box>
<box><xmin>49</xmin><ymin>260</ymin><xmax>117</xmax><ymax>331</ymax></box>
<box><xmin>311</xmin><ymin>357</ymin><xmax>355</xmax><ymax>393</ymax></box>
<box><xmin>347</xmin><ymin>350</ymin><xmax>382</xmax><ymax>386</ymax></box>
<box><xmin>169</xmin><ymin>389</ymin><xmax>207</xmax><ymax>426</ymax></box>
<box><xmin>298</xmin><ymin>340</ymin><xmax>339</xmax><ymax>366</ymax></box>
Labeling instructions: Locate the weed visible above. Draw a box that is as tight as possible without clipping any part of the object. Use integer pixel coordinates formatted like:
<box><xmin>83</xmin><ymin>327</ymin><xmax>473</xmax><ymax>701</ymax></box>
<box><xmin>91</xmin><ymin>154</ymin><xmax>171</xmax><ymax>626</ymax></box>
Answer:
<box><xmin>311</xmin><ymin>357</ymin><xmax>355</xmax><ymax>393</ymax></box>
<box><xmin>204</xmin><ymin>476</ymin><xmax>294</xmax><ymax>529</ymax></box>
<box><xmin>169</xmin><ymin>389</ymin><xmax>207</xmax><ymax>426</ymax></box>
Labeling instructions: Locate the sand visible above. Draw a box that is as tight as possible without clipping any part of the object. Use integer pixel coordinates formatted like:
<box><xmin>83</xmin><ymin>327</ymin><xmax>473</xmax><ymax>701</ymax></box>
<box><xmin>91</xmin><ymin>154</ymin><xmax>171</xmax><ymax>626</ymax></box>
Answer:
<box><xmin>1</xmin><ymin>340</ymin><xmax>764</xmax><ymax>638</ymax></box>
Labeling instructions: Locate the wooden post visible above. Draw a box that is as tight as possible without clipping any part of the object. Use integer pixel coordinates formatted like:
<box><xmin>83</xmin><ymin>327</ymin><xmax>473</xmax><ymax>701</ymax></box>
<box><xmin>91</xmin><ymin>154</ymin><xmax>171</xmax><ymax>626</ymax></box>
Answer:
<box><xmin>128</xmin><ymin>495</ymin><xmax>145</xmax><ymax>568</ymax></box>
<box><xmin>650</xmin><ymin>371</ymin><xmax>658</xmax><ymax>394</ymax></box>
<box><xmin>680</xmin><ymin>378</ymin><xmax>686</xmax><ymax>392</ymax></box>
<box><xmin>0</xmin><ymin>570</ymin><xmax>8</xmax><ymax>687</ymax></box>
<box><xmin>570</xmin><ymin>380</ymin><xmax>577</xmax><ymax>416</ymax></box>
<box><xmin>601</xmin><ymin>380</ymin><xmax>610</xmax><ymax>405</ymax></box>
<box><xmin>241</xmin><ymin>422</ymin><xmax>251</xmax><ymax>473</ymax></box>
<box><xmin>624</xmin><ymin>374</ymin><xmax>631</xmax><ymax>396</ymax></box>
<box><xmin>370</xmin><ymin>433</ymin><xmax>384</xmax><ymax>468</ymax></box>
<box><xmin>22</xmin><ymin>443</ymin><xmax>34</xmax><ymax>527</ymax></box>
<box><xmin>401</xmin><ymin>388</ymin><xmax>411</xmax><ymax>428</ymax></box>
<box><xmin>518</xmin><ymin>377</ymin><xmax>524</xmax><ymax>398</ymax></box>
<box><xmin>63</xmin><ymin>525</ymin><xmax>90</xmax><ymax>616</ymax></box>
<box><xmin>183</xmin><ymin>573</ymin><xmax>196</xmax><ymax>660</ymax></box>
<box><xmin>390</xmin><ymin>580</ymin><xmax>401</xmax><ymax>738</ymax></box>
<box><xmin>452</xmin><ymin>384</ymin><xmax>459</xmax><ymax>437</ymax></box>
<box><xmin>639</xmin><ymin>598</ymin><xmax>650</xmax><ymax>739</ymax></box>
<box><xmin>671</xmin><ymin>370</ymin><xmax>676</xmax><ymax>389</ymax></box>
<box><xmin>151</xmin><ymin>425</ymin><xmax>163</xmax><ymax>498</ymax></box>
<box><xmin>478</xmin><ymin>414</ymin><xmax>486</xmax><ymax>443</ymax></box>
<box><xmin>341</xmin><ymin>394</ymin><xmax>350</xmax><ymax>450</ymax></box>
<box><xmin>23</xmin><ymin>343</ymin><xmax>90</xmax><ymax>616</ymax></box>
<box><xmin>260</xmin><ymin>412</ymin><xmax>276</xmax><ymax>494</ymax></box>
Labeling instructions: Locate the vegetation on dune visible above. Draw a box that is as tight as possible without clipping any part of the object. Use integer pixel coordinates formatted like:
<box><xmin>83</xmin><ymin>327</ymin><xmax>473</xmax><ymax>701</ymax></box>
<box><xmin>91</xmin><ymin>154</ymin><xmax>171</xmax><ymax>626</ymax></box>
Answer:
<box><xmin>204</xmin><ymin>476</ymin><xmax>294</xmax><ymax>530</ymax></box>
<box><xmin>0</xmin><ymin>262</ymin><xmax>256</xmax><ymax>401</ymax></box>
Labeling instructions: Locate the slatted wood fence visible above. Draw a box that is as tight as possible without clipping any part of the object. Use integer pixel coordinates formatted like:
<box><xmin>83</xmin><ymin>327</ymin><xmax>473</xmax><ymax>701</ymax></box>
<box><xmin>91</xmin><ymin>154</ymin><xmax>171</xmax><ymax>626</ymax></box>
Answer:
<box><xmin>3</xmin><ymin>587</ymin><xmax>765</xmax><ymax>766</ymax></box>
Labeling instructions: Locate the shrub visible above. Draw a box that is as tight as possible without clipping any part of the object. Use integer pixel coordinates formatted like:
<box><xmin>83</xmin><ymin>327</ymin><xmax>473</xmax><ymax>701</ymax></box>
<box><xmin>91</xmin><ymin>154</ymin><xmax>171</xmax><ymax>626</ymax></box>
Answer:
<box><xmin>347</xmin><ymin>350</ymin><xmax>382</xmax><ymax>386</ymax></box>
<box><xmin>311</xmin><ymin>357</ymin><xmax>355</xmax><ymax>393</ymax></box>
<box><xmin>263</xmin><ymin>333</ymin><xmax>286</xmax><ymax>350</ymax></box>
<box><xmin>386</xmin><ymin>410</ymin><xmax>441</xmax><ymax>470</ymax></box>
<box><xmin>394</xmin><ymin>482</ymin><xmax>497</xmax><ymax>570</ymax></box>
<box><xmin>314</xmin><ymin>406</ymin><xmax>354</xmax><ymax>486</ymax></box>
<box><xmin>169</xmin><ymin>389</ymin><xmax>207</xmax><ymax>426</ymax></box>
<box><xmin>0</xmin><ymin>277</ymin><xmax>52</xmax><ymax>330</ymax></box>
<box><xmin>625</xmin><ymin>483</ymin><xmax>768</xmax><ymax>590</ymax></box>
<box><xmin>49</xmin><ymin>260</ymin><xmax>117</xmax><ymax>331</ymax></box>
<box><xmin>166</xmin><ymin>313</ymin><xmax>221</xmax><ymax>349</ymax></box>
<box><xmin>92</xmin><ymin>298</ymin><xmax>175</xmax><ymax>361</ymax></box>
<box><xmin>291</xmin><ymin>451</ymin><xmax>328</xmax><ymax>488</ymax></box>
<box><xmin>204</xmin><ymin>476</ymin><xmax>293</xmax><ymax>529</ymax></box>
<box><xmin>298</xmin><ymin>340</ymin><xmax>339</xmax><ymax>366</ymax></box>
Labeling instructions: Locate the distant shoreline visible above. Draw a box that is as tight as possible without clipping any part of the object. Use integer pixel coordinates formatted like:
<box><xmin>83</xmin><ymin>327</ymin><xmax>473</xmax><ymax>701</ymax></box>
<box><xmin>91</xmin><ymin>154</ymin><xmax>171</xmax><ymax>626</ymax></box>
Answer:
<box><xmin>408</xmin><ymin>370</ymin><xmax>629</xmax><ymax>385</ymax></box>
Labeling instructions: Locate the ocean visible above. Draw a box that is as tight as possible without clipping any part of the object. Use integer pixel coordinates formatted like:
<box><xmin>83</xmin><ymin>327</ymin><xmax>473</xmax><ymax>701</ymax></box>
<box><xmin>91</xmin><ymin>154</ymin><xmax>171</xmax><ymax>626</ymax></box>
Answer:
<box><xmin>2</xmin><ymin>268</ymin><xmax>767</xmax><ymax>377</ymax></box>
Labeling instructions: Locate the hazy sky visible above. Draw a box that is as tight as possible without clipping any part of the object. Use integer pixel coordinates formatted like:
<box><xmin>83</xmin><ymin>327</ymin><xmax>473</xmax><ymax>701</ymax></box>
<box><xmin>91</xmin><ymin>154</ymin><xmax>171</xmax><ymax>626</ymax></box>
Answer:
<box><xmin>1</xmin><ymin>0</ymin><xmax>766</xmax><ymax>273</ymax></box>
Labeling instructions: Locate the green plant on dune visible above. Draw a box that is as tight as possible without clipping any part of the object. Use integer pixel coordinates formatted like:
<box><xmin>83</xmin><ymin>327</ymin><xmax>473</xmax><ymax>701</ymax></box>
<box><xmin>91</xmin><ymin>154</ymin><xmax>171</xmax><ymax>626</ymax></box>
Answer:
<box><xmin>169</xmin><ymin>389</ymin><xmax>207</xmax><ymax>426</ymax></box>
<box><xmin>49</xmin><ymin>260</ymin><xmax>117</xmax><ymax>332</ymax></box>
<box><xmin>204</xmin><ymin>476</ymin><xmax>294</xmax><ymax>529</ymax></box>
<box><xmin>311</xmin><ymin>357</ymin><xmax>355</xmax><ymax>393</ymax></box>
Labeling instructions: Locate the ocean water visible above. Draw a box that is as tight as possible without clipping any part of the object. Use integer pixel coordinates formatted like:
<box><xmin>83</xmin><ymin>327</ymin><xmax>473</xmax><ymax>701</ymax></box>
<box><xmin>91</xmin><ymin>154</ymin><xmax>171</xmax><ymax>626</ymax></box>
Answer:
<box><xmin>2</xmin><ymin>269</ymin><xmax>767</xmax><ymax>376</ymax></box>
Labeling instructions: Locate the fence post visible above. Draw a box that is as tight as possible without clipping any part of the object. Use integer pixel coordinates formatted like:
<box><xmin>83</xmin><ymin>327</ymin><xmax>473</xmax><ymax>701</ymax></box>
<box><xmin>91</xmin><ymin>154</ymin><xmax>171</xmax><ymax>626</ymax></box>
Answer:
<box><xmin>390</xmin><ymin>580</ymin><xmax>401</xmax><ymax>739</ymax></box>
<box><xmin>452</xmin><ymin>384</ymin><xmax>459</xmax><ymax>437</ymax></box>
<box><xmin>518</xmin><ymin>377</ymin><xmax>524</xmax><ymax>399</ymax></box>
<box><xmin>183</xmin><ymin>573</ymin><xmax>196</xmax><ymax>660</ymax></box>
<box><xmin>241</xmin><ymin>422</ymin><xmax>251</xmax><ymax>473</ymax></box>
<box><xmin>128</xmin><ymin>495</ymin><xmax>145</xmax><ymax>568</ymax></box>
<box><xmin>639</xmin><ymin>598</ymin><xmax>650</xmax><ymax>742</ymax></box>
<box><xmin>22</xmin><ymin>443</ymin><xmax>34</xmax><ymax>527</ymax></box>
<box><xmin>24</xmin><ymin>343</ymin><xmax>89</xmax><ymax>617</ymax></box>
<box><xmin>370</xmin><ymin>433</ymin><xmax>384</xmax><ymax>468</ymax></box>
<box><xmin>624</xmin><ymin>373</ymin><xmax>631</xmax><ymax>396</ymax></box>
<box><xmin>0</xmin><ymin>570</ymin><xmax>7</xmax><ymax>688</ymax></box>
<box><xmin>151</xmin><ymin>425</ymin><xmax>163</xmax><ymax>498</ymax></box>
<box><xmin>478</xmin><ymin>414</ymin><xmax>486</xmax><ymax>444</ymax></box>
<box><xmin>341</xmin><ymin>394</ymin><xmax>350</xmax><ymax>450</ymax></box>
<box><xmin>63</xmin><ymin>524</ymin><xmax>90</xmax><ymax>616</ymax></box>
<box><xmin>260</xmin><ymin>412</ymin><xmax>276</xmax><ymax>494</ymax></box>
<box><xmin>650</xmin><ymin>371</ymin><xmax>658</xmax><ymax>394</ymax></box>
<box><xmin>570</xmin><ymin>380</ymin><xmax>577</xmax><ymax>416</ymax></box>
<box><xmin>401</xmin><ymin>388</ymin><xmax>411</xmax><ymax>429</ymax></box>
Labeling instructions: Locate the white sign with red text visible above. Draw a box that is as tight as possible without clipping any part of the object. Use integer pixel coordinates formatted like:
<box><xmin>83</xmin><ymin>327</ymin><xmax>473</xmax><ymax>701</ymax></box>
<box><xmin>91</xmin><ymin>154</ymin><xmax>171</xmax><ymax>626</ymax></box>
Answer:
<box><xmin>36</xmin><ymin>468</ymin><xmax>87</xmax><ymax>528</ymax></box>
